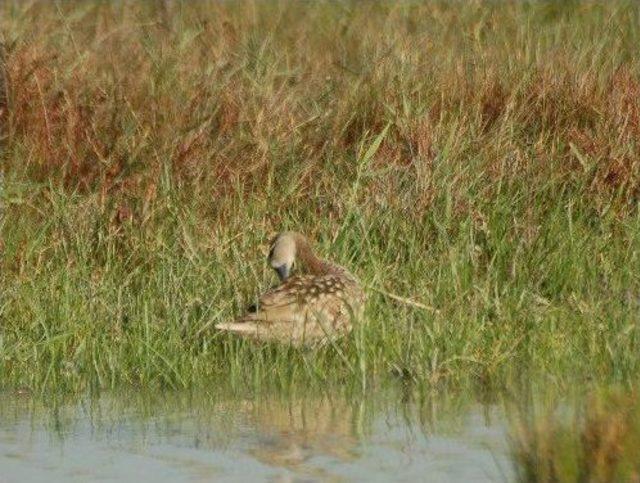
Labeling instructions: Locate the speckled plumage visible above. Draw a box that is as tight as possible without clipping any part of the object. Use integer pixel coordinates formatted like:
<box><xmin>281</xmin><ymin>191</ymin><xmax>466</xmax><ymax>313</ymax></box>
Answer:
<box><xmin>216</xmin><ymin>232</ymin><xmax>365</xmax><ymax>346</ymax></box>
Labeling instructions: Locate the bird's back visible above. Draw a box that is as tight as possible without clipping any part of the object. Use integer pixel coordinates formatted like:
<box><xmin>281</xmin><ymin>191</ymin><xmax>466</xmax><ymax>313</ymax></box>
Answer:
<box><xmin>218</xmin><ymin>271</ymin><xmax>365</xmax><ymax>346</ymax></box>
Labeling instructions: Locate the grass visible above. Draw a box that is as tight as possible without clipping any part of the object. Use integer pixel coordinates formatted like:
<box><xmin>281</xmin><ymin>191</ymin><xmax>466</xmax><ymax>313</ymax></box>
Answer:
<box><xmin>1</xmin><ymin>0</ymin><xmax>640</xmax><ymax>408</ymax></box>
<box><xmin>510</xmin><ymin>387</ymin><xmax>640</xmax><ymax>482</ymax></box>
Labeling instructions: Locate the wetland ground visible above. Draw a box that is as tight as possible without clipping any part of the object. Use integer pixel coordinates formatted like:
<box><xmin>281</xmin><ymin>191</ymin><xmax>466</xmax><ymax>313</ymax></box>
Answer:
<box><xmin>2</xmin><ymin>1</ymin><xmax>640</xmax><ymax>480</ymax></box>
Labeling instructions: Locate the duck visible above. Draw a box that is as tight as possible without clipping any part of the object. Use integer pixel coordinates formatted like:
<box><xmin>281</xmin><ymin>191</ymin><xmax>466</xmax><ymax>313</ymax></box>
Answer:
<box><xmin>216</xmin><ymin>231</ymin><xmax>365</xmax><ymax>346</ymax></box>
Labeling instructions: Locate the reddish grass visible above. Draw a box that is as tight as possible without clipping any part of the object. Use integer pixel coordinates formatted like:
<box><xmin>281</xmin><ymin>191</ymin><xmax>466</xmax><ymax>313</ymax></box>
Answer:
<box><xmin>2</xmin><ymin>1</ymin><xmax>640</xmax><ymax>219</ymax></box>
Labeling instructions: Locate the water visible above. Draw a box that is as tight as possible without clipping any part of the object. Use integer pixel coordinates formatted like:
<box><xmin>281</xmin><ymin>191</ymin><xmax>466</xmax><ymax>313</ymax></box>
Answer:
<box><xmin>0</xmin><ymin>390</ymin><xmax>513</xmax><ymax>482</ymax></box>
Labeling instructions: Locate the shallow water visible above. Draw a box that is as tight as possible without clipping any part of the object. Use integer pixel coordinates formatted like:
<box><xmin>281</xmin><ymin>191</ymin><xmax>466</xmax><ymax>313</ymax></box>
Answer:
<box><xmin>0</xmin><ymin>390</ymin><xmax>512</xmax><ymax>482</ymax></box>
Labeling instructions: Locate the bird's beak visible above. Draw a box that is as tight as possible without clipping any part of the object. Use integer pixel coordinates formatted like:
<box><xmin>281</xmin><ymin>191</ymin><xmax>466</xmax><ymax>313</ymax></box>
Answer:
<box><xmin>275</xmin><ymin>264</ymin><xmax>290</xmax><ymax>281</ymax></box>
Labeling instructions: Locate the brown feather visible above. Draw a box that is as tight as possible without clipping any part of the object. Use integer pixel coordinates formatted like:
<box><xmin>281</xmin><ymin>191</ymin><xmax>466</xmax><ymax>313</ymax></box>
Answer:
<box><xmin>217</xmin><ymin>234</ymin><xmax>365</xmax><ymax>346</ymax></box>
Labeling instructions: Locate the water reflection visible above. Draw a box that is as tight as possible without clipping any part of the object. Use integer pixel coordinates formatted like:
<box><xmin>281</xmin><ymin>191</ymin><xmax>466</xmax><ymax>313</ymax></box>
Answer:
<box><xmin>0</xmin><ymin>388</ymin><xmax>510</xmax><ymax>482</ymax></box>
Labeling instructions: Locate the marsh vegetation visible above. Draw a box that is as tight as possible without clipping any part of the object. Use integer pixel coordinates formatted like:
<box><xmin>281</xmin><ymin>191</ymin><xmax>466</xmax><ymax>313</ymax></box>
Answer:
<box><xmin>2</xmin><ymin>1</ymin><xmax>640</xmax><ymax>479</ymax></box>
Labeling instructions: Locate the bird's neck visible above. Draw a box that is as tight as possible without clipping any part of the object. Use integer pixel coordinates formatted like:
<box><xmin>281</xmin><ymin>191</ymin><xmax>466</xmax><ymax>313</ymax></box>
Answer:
<box><xmin>295</xmin><ymin>235</ymin><xmax>336</xmax><ymax>276</ymax></box>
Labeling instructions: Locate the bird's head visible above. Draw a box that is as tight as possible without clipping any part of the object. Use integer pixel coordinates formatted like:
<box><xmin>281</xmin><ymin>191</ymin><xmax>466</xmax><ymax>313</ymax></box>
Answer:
<box><xmin>268</xmin><ymin>231</ymin><xmax>299</xmax><ymax>281</ymax></box>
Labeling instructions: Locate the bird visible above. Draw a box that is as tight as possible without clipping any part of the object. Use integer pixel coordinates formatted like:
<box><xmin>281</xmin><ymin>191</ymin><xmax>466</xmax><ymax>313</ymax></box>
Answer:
<box><xmin>216</xmin><ymin>231</ymin><xmax>365</xmax><ymax>346</ymax></box>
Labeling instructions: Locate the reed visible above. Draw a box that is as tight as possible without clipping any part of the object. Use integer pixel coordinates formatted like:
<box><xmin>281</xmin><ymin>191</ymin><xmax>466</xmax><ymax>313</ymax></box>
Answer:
<box><xmin>510</xmin><ymin>388</ymin><xmax>640</xmax><ymax>482</ymax></box>
<box><xmin>1</xmin><ymin>1</ymin><xmax>639</xmax><ymax>397</ymax></box>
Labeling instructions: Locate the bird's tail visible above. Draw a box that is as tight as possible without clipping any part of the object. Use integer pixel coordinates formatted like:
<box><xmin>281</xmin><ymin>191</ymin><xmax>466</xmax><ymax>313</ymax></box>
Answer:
<box><xmin>215</xmin><ymin>320</ymin><xmax>259</xmax><ymax>335</ymax></box>
<box><xmin>215</xmin><ymin>311</ymin><xmax>265</xmax><ymax>335</ymax></box>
